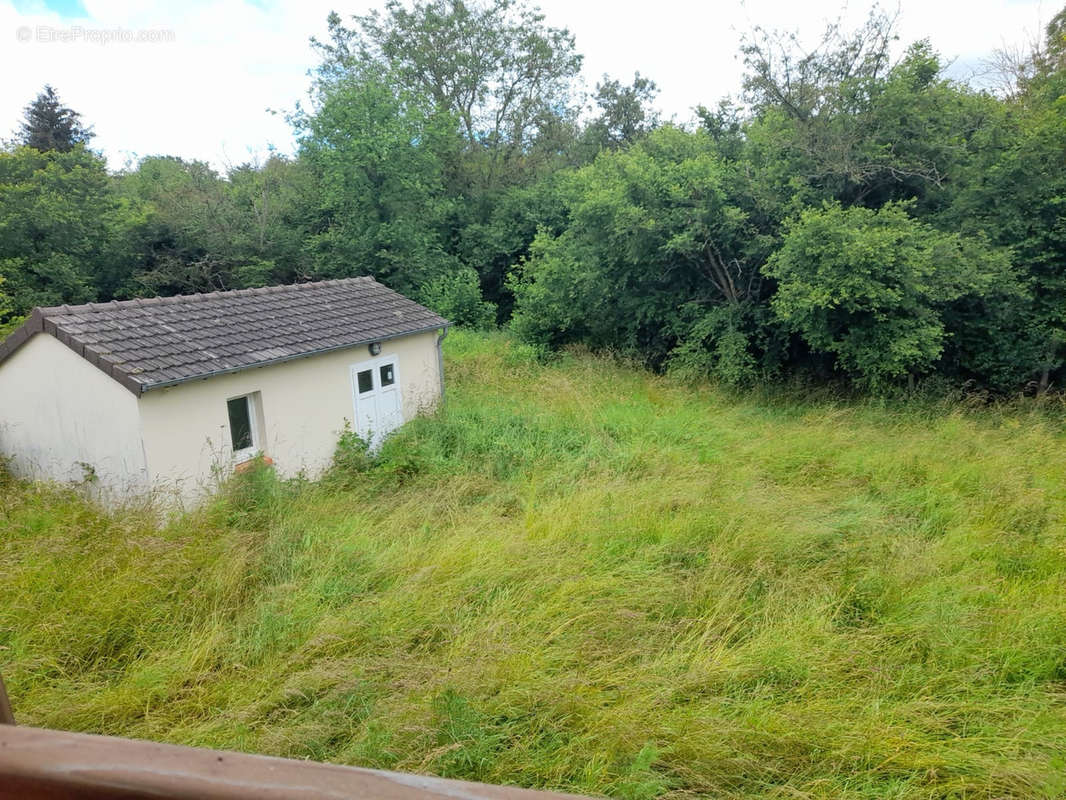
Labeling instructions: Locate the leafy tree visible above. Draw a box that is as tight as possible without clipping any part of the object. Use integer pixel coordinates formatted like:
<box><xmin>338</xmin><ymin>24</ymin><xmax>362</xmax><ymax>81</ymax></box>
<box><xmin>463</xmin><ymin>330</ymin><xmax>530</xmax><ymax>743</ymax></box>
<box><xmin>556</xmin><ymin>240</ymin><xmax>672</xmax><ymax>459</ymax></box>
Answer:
<box><xmin>0</xmin><ymin>146</ymin><xmax>138</xmax><ymax>316</ymax></box>
<box><xmin>225</xmin><ymin>156</ymin><xmax>316</xmax><ymax>285</ymax></box>
<box><xmin>696</xmin><ymin>99</ymin><xmax>746</xmax><ymax>161</ymax></box>
<box><xmin>511</xmin><ymin>126</ymin><xmax>774</xmax><ymax>377</ymax></box>
<box><xmin>314</xmin><ymin>0</ymin><xmax>582</xmax><ymax>188</ymax></box>
<box><xmin>18</xmin><ymin>85</ymin><xmax>94</xmax><ymax>153</ymax></box>
<box><xmin>1</xmin><ymin>1</ymin><xmax>1061</xmax><ymax>398</ymax></box>
<box><xmin>295</xmin><ymin>67</ymin><xmax>461</xmax><ymax>296</ymax></box>
<box><xmin>118</xmin><ymin>156</ymin><xmax>234</xmax><ymax>295</ymax></box>
<box><xmin>419</xmin><ymin>266</ymin><xmax>496</xmax><ymax>328</ymax></box>
<box><xmin>307</xmin><ymin>0</ymin><xmax>584</xmax><ymax>316</ymax></box>
<box><xmin>580</xmin><ymin>72</ymin><xmax>660</xmax><ymax>154</ymax></box>
<box><xmin>741</xmin><ymin>7</ymin><xmax>896</xmax><ymax>121</ymax></box>
<box><xmin>943</xmin><ymin>113</ymin><xmax>1066</xmax><ymax>390</ymax></box>
<box><xmin>117</xmin><ymin>154</ymin><xmax>315</xmax><ymax>296</ymax></box>
<box><xmin>948</xmin><ymin>8</ymin><xmax>1066</xmax><ymax>390</ymax></box>
<box><xmin>0</xmin><ymin>274</ymin><xmax>12</xmax><ymax>320</ymax></box>
<box><xmin>455</xmin><ymin>173</ymin><xmax>569</xmax><ymax>320</ymax></box>
<box><xmin>766</xmin><ymin>202</ymin><xmax>1016</xmax><ymax>389</ymax></box>
<box><xmin>740</xmin><ymin>11</ymin><xmax>989</xmax><ymax>210</ymax></box>
<box><xmin>984</xmin><ymin>6</ymin><xmax>1066</xmax><ymax>103</ymax></box>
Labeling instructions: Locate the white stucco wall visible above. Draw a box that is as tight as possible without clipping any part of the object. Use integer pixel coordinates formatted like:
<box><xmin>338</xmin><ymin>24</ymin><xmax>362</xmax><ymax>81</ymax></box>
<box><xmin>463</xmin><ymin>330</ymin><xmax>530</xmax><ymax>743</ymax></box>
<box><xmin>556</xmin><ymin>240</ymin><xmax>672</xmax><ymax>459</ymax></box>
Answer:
<box><xmin>0</xmin><ymin>333</ymin><xmax>149</xmax><ymax>498</ymax></box>
<box><xmin>137</xmin><ymin>331</ymin><xmax>443</xmax><ymax>505</ymax></box>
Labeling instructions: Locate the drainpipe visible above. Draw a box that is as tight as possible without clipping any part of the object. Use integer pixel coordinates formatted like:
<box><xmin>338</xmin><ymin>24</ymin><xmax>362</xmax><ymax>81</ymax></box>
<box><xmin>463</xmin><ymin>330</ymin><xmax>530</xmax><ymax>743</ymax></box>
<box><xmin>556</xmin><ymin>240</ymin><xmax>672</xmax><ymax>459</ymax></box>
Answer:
<box><xmin>436</xmin><ymin>326</ymin><xmax>449</xmax><ymax>406</ymax></box>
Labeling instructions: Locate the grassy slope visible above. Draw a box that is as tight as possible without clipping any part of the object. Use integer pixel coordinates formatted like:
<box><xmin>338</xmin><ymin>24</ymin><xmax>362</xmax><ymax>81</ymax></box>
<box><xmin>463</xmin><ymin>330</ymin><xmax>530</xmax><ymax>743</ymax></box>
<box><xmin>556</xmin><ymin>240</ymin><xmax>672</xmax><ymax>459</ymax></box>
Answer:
<box><xmin>2</xmin><ymin>331</ymin><xmax>1066</xmax><ymax>799</ymax></box>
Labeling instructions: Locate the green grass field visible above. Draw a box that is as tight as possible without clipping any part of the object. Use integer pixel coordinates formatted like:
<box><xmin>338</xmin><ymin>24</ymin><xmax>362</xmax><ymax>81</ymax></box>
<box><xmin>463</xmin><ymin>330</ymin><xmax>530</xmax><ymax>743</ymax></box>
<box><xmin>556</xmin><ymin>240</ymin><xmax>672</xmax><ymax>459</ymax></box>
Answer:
<box><xmin>2</xmin><ymin>331</ymin><xmax>1066</xmax><ymax>798</ymax></box>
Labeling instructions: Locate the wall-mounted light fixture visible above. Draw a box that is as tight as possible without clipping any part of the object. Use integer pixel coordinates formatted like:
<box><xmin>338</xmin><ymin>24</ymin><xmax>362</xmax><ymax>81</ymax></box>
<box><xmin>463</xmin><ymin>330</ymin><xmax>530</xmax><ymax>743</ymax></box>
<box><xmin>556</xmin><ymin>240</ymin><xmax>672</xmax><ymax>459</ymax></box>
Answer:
<box><xmin>368</xmin><ymin>341</ymin><xmax>382</xmax><ymax>356</ymax></box>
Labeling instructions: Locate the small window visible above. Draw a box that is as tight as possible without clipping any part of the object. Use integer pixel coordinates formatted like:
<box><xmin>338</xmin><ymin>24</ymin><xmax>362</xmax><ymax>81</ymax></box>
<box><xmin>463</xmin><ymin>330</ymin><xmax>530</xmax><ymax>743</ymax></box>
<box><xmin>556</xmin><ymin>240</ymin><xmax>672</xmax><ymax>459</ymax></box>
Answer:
<box><xmin>357</xmin><ymin>369</ymin><xmax>374</xmax><ymax>394</ymax></box>
<box><xmin>380</xmin><ymin>363</ymin><xmax>395</xmax><ymax>387</ymax></box>
<box><xmin>227</xmin><ymin>395</ymin><xmax>255</xmax><ymax>454</ymax></box>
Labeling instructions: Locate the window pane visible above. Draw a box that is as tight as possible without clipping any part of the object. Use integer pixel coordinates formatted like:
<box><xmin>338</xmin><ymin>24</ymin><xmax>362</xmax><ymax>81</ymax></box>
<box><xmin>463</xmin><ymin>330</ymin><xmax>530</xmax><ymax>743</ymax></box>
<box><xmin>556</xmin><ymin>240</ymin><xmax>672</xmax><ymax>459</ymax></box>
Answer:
<box><xmin>357</xmin><ymin>369</ymin><xmax>373</xmax><ymax>394</ymax></box>
<box><xmin>380</xmin><ymin>363</ymin><xmax>395</xmax><ymax>387</ymax></box>
<box><xmin>227</xmin><ymin>397</ymin><xmax>253</xmax><ymax>451</ymax></box>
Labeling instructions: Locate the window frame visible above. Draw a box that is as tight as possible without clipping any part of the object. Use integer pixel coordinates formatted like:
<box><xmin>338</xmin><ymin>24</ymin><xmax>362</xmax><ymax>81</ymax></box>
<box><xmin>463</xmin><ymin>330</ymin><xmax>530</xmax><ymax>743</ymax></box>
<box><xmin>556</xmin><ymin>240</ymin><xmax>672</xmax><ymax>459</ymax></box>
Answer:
<box><xmin>226</xmin><ymin>393</ymin><xmax>260</xmax><ymax>463</ymax></box>
<box><xmin>356</xmin><ymin>368</ymin><xmax>375</xmax><ymax>395</ymax></box>
<box><xmin>379</xmin><ymin>362</ymin><xmax>396</xmax><ymax>387</ymax></box>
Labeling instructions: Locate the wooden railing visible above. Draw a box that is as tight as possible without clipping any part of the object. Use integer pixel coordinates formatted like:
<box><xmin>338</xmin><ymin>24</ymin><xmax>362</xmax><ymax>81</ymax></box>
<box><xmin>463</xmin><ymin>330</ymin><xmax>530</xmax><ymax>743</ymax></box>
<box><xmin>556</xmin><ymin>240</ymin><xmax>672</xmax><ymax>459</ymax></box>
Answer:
<box><xmin>0</xmin><ymin>676</ymin><xmax>583</xmax><ymax>799</ymax></box>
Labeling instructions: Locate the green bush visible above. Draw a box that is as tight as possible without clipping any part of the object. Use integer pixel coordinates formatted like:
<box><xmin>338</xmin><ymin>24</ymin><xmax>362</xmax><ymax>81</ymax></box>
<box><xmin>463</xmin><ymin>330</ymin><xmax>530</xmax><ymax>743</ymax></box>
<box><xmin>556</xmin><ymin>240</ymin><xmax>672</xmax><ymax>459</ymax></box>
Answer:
<box><xmin>668</xmin><ymin>304</ymin><xmax>766</xmax><ymax>387</ymax></box>
<box><xmin>324</xmin><ymin>423</ymin><xmax>376</xmax><ymax>487</ymax></box>
<box><xmin>766</xmin><ymin>202</ymin><xmax>1018</xmax><ymax>391</ymax></box>
<box><xmin>419</xmin><ymin>267</ymin><xmax>496</xmax><ymax>330</ymax></box>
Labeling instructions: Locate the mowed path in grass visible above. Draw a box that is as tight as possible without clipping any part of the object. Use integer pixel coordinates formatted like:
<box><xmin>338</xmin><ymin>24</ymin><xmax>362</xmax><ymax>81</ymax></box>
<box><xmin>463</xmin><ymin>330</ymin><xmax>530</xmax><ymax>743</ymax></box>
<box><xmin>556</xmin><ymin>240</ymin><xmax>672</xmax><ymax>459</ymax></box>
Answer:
<box><xmin>2</xmin><ymin>331</ymin><xmax>1065</xmax><ymax>799</ymax></box>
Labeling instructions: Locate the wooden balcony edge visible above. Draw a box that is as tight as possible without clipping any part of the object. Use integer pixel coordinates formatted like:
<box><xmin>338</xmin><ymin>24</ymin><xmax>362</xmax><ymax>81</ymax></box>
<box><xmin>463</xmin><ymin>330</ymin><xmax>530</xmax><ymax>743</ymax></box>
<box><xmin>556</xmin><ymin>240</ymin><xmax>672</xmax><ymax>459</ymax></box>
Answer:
<box><xmin>0</xmin><ymin>724</ymin><xmax>589</xmax><ymax>800</ymax></box>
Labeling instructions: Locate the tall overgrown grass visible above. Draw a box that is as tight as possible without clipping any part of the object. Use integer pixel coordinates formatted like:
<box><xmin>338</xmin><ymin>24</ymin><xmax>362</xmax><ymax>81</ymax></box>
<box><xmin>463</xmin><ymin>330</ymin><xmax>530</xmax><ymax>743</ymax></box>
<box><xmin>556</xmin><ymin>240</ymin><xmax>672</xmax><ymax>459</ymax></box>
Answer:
<box><xmin>2</xmin><ymin>330</ymin><xmax>1065</xmax><ymax>798</ymax></box>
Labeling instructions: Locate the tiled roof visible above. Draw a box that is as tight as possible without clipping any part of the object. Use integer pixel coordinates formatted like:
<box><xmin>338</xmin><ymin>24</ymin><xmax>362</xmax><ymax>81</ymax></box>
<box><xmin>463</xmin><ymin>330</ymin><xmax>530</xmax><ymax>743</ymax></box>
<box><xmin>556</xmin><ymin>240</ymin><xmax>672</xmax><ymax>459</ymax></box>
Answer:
<box><xmin>0</xmin><ymin>277</ymin><xmax>449</xmax><ymax>394</ymax></box>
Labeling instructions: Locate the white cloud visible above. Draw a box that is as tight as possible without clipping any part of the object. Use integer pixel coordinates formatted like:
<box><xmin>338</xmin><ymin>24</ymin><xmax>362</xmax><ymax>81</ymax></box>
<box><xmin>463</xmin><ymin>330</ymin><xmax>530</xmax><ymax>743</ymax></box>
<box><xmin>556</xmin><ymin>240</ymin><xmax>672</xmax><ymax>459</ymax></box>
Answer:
<box><xmin>534</xmin><ymin>0</ymin><xmax>1050</xmax><ymax>121</ymax></box>
<box><xmin>1</xmin><ymin>0</ymin><xmax>349</xmax><ymax>169</ymax></box>
<box><xmin>0</xmin><ymin>0</ymin><xmax>1052</xmax><ymax>172</ymax></box>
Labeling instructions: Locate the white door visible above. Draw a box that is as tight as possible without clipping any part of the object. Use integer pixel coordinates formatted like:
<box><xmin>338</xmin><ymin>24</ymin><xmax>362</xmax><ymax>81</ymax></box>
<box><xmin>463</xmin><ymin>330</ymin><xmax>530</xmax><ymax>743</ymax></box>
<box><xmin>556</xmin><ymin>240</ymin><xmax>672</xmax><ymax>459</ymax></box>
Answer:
<box><xmin>350</xmin><ymin>356</ymin><xmax>403</xmax><ymax>448</ymax></box>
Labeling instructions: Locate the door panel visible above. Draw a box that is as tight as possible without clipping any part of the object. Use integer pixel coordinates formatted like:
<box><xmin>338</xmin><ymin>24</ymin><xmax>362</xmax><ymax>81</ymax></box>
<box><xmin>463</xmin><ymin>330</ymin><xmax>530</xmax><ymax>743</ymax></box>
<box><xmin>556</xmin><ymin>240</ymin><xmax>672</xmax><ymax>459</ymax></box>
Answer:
<box><xmin>350</xmin><ymin>356</ymin><xmax>403</xmax><ymax>448</ymax></box>
<box><xmin>377</xmin><ymin>363</ymin><xmax>402</xmax><ymax>434</ymax></box>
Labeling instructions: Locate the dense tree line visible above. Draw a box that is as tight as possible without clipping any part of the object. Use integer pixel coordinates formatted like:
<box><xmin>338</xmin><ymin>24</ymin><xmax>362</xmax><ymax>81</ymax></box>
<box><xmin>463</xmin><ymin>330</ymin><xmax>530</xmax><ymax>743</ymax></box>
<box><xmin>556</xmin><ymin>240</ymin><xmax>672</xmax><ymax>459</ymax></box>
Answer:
<box><xmin>1</xmin><ymin>2</ymin><xmax>1063</xmax><ymax>393</ymax></box>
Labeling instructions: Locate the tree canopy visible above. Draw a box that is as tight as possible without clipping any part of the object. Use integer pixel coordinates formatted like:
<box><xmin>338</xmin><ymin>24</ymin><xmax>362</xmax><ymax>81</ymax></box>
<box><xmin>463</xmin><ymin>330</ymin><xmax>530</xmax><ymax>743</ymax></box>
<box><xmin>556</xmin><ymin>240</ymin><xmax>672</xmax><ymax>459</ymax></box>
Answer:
<box><xmin>2</xmin><ymin>3</ymin><xmax>1065</xmax><ymax>396</ymax></box>
<box><xmin>17</xmin><ymin>85</ymin><xmax>94</xmax><ymax>153</ymax></box>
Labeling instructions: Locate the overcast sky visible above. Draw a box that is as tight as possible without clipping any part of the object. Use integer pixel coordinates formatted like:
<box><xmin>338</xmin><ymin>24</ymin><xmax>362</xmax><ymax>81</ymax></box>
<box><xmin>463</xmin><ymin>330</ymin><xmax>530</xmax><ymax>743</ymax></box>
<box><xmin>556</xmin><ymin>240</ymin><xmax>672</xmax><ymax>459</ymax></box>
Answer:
<box><xmin>0</xmin><ymin>0</ymin><xmax>1054</xmax><ymax>171</ymax></box>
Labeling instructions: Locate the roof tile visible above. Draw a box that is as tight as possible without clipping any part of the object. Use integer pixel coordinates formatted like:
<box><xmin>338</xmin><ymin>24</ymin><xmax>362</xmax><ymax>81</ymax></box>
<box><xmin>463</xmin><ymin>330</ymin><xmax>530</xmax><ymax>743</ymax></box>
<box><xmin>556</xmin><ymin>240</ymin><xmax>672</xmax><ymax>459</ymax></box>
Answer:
<box><xmin>0</xmin><ymin>277</ymin><xmax>448</xmax><ymax>393</ymax></box>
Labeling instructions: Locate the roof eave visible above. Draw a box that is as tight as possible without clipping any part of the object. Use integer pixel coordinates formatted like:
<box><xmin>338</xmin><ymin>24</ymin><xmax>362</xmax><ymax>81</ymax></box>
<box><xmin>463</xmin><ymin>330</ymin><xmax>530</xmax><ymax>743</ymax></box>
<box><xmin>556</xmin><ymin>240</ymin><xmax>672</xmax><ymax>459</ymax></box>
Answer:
<box><xmin>137</xmin><ymin>321</ymin><xmax>450</xmax><ymax>394</ymax></box>
<box><xmin>0</xmin><ymin>303</ymin><xmax>450</xmax><ymax>397</ymax></box>
<box><xmin>0</xmin><ymin>310</ymin><xmax>45</xmax><ymax>367</ymax></box>
<box><xmin>0</xmin><ymin>310</ymin><xmax>145</xmax><ymax>395</ymax></box>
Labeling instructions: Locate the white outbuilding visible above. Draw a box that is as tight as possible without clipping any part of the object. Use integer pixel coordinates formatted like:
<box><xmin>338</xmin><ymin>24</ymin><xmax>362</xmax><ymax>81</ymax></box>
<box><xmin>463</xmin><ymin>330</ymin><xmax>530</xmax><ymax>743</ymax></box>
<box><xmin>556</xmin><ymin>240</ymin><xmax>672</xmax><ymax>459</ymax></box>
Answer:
<box><xmin>0</xmin><ymin>277</ymin><xmax>449</xmax><ymax>506</ymax></box>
